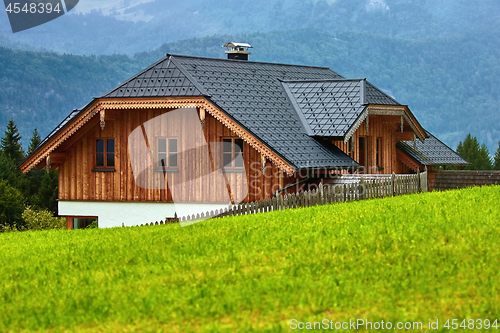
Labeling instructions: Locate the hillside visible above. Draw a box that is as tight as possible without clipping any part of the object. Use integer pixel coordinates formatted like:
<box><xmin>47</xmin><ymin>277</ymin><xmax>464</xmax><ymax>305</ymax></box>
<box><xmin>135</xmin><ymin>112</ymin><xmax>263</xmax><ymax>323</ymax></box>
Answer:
<box><xmin>0</xmin><ymin>47</ymin><xmax>144</xmax><ymax>143</ymax></box>
<box><xmin>1</xmin><ymin>0</ymin><xmax>499</xmax><ymax>56</ymax></box>
<box><xmin>1</xmin><ymin>186</ymin><xmax>499</xmax><ymax>331</ymax></box>
<box><xmin>1</xmin><ymin>29</ymin><xmax>499</xmax><ymax>153</ymax></box>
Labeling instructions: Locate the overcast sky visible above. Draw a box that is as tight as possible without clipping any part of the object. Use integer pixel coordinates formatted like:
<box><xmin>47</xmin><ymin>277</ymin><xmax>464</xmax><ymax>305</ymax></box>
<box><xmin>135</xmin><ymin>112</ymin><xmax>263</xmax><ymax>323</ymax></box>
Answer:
<box><xmin>71</xmin><ymin>0</ymin><xmax>154</xmax><ymax>15</ymax></box>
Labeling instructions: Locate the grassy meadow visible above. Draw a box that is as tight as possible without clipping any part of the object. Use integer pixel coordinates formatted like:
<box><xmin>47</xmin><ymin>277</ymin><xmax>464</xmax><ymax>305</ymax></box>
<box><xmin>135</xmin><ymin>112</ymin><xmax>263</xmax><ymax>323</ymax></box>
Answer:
<box><xmin>0</xmin><ymin>186</ymin><xmax>499</xmax><ymax>332</ymax></box>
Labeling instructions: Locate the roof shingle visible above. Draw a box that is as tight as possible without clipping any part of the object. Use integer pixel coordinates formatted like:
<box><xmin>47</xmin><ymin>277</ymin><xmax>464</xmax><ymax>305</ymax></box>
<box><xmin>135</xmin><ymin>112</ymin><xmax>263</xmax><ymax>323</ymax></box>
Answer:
<box><xmin>396</xmin><ymin>131</ymin><xmax>469</xmax><ymax>166</ymax></box>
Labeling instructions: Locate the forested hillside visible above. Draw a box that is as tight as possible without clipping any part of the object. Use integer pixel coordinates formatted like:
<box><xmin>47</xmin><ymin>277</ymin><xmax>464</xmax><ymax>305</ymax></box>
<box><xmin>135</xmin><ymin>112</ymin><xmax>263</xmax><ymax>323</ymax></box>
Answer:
<box><xmin>1</xmin><ymin>28</ymin><xmax>499</xmax><ymax>153</ymax></box>
<box><xmin>1</xmin><ymin>0</ymin><xmax>499</xmax><ymax>56</ymax></box>
<box><xmin>0</xmin><ymin>47</ymin><xmax>144</xmax><ymax>143</ymax></box>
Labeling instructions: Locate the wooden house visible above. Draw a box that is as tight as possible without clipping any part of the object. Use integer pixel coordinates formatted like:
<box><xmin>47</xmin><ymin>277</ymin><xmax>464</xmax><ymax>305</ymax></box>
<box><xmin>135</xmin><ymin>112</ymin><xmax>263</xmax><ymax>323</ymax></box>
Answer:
<box><xmin>19</xmin><ymin>44</ymin><xmax>467</xmax><ymax>228</ymax></box>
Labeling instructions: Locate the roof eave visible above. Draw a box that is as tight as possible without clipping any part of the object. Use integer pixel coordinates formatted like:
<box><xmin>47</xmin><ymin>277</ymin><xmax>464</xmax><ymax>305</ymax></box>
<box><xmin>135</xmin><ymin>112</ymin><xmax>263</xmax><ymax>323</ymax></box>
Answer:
<box><xmin>18</xmin><ymin>98</ymin><xmax>98</xmax><ymax>171</ymax></box>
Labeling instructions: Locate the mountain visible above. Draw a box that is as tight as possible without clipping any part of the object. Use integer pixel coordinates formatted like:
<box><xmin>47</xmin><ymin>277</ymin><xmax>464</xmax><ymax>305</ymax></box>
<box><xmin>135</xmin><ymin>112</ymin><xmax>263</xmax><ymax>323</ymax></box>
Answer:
<box><xmin>0</xmin><ymin>47</ymin><xmax>144</xmax><ymax>144</ymax></box>
<box><xmin>1</xmin><ymin>0</ymin><xmax>499</xmax><ymax>56</ymax></box>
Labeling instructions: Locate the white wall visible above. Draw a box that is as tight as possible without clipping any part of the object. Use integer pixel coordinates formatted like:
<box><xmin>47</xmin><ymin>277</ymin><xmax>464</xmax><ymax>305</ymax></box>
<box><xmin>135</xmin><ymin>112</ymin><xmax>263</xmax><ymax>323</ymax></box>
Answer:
<box><xmin>58</xmin><ymin>201</ymin><xmax>231</xmax><ymax>228</ymax></box>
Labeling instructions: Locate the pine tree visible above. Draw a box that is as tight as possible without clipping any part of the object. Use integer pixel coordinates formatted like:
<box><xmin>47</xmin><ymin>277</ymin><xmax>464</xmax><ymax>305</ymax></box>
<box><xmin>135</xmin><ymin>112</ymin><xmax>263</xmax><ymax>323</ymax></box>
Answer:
<box><xmin>35</xmin><ymin>169</ymin><xmax>59</xmax><ymax>215</ymax></box>
<box><xmin>1</xmin><ymin>119</ymin><xmax>25</xmax><ymax>165</ymax></box>
<box><xmin>0</xmin><ymin>180</ymin><xmax>25</xmax><ymax>230</ymax></box>
<box><xmin>493</xmin><ymin>141</ymin><xmax>500</xmax><ymax>171</ymax></box>
<box><xmin>456</xmin><ymin>134</ymin><xmax>492</xmax><ymax>170</ymax></box>
<box><xmin>27</xmin><ymin>128</ymin><xmax>41</xmax><ymax>155</ymax></box>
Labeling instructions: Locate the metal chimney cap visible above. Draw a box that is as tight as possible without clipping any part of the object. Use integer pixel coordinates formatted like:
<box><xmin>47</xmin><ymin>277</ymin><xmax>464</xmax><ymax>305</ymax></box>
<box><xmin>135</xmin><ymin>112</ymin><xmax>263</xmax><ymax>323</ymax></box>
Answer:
<box><xmin>223</xmin><ymin>42</ymin><xmax>252</xmax><ymax>49</ymax></box>
<box><xmin>224</xmin><ymin>42</ymin><xmax>252</xmax><ymax>60</ymax></box>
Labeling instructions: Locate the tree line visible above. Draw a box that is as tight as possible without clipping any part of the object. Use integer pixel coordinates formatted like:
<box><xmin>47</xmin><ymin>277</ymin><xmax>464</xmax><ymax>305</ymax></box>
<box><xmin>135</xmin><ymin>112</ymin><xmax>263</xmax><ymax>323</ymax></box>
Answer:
<box><xmin>0</xmin><ymin>119</ymin><xmax>61</xmax><ymax>232</ymax></box>
<box><xmin>456</xmin><ymin>134</ymin><xmax>500</xmax><ymax>171</ymax></box>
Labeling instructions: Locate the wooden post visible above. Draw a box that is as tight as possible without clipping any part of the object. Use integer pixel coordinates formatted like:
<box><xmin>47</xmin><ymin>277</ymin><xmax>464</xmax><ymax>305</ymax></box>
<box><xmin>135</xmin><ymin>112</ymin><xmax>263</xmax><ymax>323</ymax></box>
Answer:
<box><xmin>391</xmin><ymin>172</ymin><xmax>396</xmax><ymax>196</ymax></box>
<box><xmin>319</xmin><ymin>182</ymin><xmax>324</xmax><ymax>205</ymax></box>
<box><xmin>360</xmin><ymin>177</ymin><xmax>365</xmax><ymax>200</ymax></box>
<box><xmin>66</xmin><ymin>216</ymin><xmax>74</xmax><ymax>230</ymax></box>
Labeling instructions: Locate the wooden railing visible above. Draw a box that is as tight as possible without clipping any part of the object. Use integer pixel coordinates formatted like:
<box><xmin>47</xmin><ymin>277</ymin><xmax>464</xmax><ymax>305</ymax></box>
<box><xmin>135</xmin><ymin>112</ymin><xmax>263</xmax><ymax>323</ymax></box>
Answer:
<box><xmin>139</xmin><ymin>170</ymin><xmax>428</xmax><ymax>226</ymax></box>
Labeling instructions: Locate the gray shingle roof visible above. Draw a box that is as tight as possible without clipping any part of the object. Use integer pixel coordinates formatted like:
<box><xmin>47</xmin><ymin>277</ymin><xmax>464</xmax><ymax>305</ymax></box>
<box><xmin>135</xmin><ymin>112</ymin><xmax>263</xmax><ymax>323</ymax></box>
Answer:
<box><xmin>103</xmin><ymin>57</ymin><xmax>207</xmax><ymax>98</ymax></box>
<box><xmin>282</xmin><ymin>79</ymin><xmax>400</xmax><ymax>138</ymax></box>
<box><xmin>365</xmin><ymin>81</ymin><xmax>400</xmax><ymax>105</ymax></box>
<box><xmin>103</xmin><ymin>54</ymin><xmax>358</xmax><ymax>169</ymax></box>
<box><xmin>397</xmin><ymin>131</ymin><xmax>469</xmax><ymax>166</ymax></box>
<box><xmin>282</xmin><ymin>79</ymin><xmax>367</xmax><ymax>137</ymax></box>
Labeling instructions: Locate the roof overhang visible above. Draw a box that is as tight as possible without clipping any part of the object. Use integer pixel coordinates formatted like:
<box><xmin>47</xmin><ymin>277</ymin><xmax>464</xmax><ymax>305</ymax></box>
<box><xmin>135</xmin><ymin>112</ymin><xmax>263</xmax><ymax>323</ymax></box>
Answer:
<box><xmin>19</xmin><ymin>97</ymin><xmax>297</xmax><ymax>176</ymax></box>
<box><xmin>343</xmin><ymin>104</ymin><xmax>426</xmax><ymax>143</ymax></box>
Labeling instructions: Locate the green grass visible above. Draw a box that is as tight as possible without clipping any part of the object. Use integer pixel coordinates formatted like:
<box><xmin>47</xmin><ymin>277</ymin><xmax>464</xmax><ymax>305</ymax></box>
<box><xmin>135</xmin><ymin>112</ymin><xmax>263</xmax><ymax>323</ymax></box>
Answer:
<box><xmin>1</xmin><ymin>186</ymin><xmax>500</xmax><ymax>332</ymax></box>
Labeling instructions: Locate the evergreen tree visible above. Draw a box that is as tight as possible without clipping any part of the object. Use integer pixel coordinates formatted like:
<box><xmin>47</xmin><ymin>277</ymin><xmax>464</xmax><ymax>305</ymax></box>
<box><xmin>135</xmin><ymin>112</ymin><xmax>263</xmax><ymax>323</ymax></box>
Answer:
<box><xmin>494</xmin><ymin>141</ymin><xmax>500</xmax><ymax>171</ymax></box>
<box><xmin>35</xmin><ymin>169</ymin><xmax>59</xmax><ymax>215</ymax></box>
<box><xmin>0</xmin><ymin>151</ymin><xmax>18</xmax><ymax>186</ymax></box>
<box><xmin>27</xmin><ymin>128</ymin><xmax>41</xmax><ymax>155</ymax></box>
<box><xmin>456</xmin><ymin>134</ymin><xmax>492</xmax><ymax>170</ymax></box>
<box><xmin>24</xmin><ymin>128</ymin><xmax>45</xmax><ymax>207</ymax></box>
<box><xmin>0</xmin><ymin>180</ymin><xmax>25</xmax><ymax>230</ymax></box>
<box><xmin>1</xmin><ymin>119</ymin><xmax>25</xmax><ymax>165</ymax></box>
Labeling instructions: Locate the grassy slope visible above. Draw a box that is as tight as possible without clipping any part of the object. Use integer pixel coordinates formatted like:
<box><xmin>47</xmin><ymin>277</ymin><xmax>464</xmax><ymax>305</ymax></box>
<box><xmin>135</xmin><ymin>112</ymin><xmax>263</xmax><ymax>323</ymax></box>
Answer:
<box><xmin>0</xmin><ymin>186</ymin><xmax>499</xmax><ymax>332</ymax></box>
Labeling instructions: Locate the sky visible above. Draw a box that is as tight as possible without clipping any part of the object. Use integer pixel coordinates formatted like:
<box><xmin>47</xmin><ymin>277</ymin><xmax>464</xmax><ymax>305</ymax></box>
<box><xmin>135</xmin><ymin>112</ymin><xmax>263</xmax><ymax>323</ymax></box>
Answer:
<box><xmin>70</xmin><ymin>0</ymin><xmax>155</xmax><ymax>21</ymax></box>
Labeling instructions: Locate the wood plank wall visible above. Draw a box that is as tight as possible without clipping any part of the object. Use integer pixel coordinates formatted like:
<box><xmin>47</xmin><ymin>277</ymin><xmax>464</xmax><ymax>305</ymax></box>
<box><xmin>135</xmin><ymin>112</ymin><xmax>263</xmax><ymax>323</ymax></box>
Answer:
<box><xmin>332</xmin><ymin>115</ymin><xmax>402</xmax><ymax>174</ymax></box>
<box><xmin>57</xmin><ymin>108</ymin><xmax>287</xmax><ymax>203</ymax></box>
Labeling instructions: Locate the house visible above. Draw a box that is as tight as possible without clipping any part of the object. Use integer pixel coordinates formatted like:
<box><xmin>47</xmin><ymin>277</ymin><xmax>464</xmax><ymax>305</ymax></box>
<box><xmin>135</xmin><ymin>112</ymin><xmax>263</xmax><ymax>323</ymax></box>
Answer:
<box><xmin>19</xmin><ymin>43</ymin><xmax>467</xmax><ymax>228</ymax></box>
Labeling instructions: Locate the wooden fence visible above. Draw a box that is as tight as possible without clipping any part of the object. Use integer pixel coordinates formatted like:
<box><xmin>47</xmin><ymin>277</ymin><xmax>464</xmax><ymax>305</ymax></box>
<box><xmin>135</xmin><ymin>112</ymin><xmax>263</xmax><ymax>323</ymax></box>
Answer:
<box><xmin>139</xmin><ymin>170</ymin><xmax>428</xmax><ymax>226</ymax></box>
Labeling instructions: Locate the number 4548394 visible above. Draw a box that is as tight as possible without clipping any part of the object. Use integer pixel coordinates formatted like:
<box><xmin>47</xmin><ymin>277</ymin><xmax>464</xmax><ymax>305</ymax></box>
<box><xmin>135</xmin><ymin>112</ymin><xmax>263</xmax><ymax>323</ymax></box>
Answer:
<box><xmin>5</xmin><ymin>2</ymin><xmax>62</xmax><ymax>14</ymax></box>
<box><xmin>444</xmin><ymin>319</ymin><xmax>498</xmax><ymax>330</ymax></box>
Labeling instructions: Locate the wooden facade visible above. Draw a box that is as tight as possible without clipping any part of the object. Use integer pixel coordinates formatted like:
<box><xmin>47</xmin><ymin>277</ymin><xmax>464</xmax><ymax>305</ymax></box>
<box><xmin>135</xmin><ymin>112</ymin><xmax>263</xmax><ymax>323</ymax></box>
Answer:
<box><xmin>21</xmin><ymin>97</ymin><xmax>424</xmax><ymax>214</ymax></box>
<box><xmin>332</xmin><ymin>114</ymin><xmax>418</xmax><ymax>175</ymax></box>
<box><xmin>52</xmin><ymin>106</ymin><xmax>295</xmax><ymax>204</ymax></box>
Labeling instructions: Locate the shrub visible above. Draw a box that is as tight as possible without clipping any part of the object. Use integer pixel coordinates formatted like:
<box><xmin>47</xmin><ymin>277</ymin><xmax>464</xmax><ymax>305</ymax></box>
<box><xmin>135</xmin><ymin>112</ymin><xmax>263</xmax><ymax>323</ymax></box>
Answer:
<box><xmin>22</xmin><ymin>207</ymin><xmax>65</xmax><ymax>231</ymax></box>
<box><xmin>86</xmin><ymin>220</ymin><xmax>98</xmax><ymax>229</ymax></box>
<box><xmin>0</xmin><ymin>224</ymin><xmax>20</xmax><ymax>233</ymax></box>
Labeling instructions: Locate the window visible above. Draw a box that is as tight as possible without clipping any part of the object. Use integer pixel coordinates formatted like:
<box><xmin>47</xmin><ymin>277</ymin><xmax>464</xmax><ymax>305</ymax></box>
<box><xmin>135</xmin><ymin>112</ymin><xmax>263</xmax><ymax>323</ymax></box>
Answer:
<box><xmin>358</xmin><ymin>136</ymin><xmax>367</xmax><ymax>169</ymax></box>
<box><xmin>376</xmin><ymin>137</ymin><xmax>383</xmax><ymax>169</ymax></box>
<box><xmin>157</xmin><ymin>138</ymin><xmax>178</xmax><ymax>169</ymax></box>
<box><xmin>96</xmin><ymin>139</ymin><xmax>114</xmax><ymax>169</ymax></box>
<box><xmin>223</xmin><ymin>138</ymin><xmax>244</xmax><ymax>169</ymax></box>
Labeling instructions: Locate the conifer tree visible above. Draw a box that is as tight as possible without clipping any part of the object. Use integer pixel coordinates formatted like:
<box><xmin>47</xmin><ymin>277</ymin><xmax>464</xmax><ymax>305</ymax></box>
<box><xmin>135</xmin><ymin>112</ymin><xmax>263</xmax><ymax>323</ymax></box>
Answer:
<box><xmin>493</xmin><ymin>141</ymin><xmax>500</xmax><ymax>171</ymax></box>
<box><xmin>0</xmin><ymin>180</ymin><xmax>25</xmax><ymax>230</ymax></box>
<box><xmin>27</xmin><ymin>128</ymin><xmax>41</xmax><ymax>155</ymax></box>
<box><xmin>35</xmin><ymin>169</ymin><xmax>59</xmax><ymax>215</ymax></box>
<box><xmin>456</xmin><ymin>134</ymin><xmax>492</xmax><ymax>170</ymax></box>
<box><xmin>1</xmin><ymin>119</ymin><xmax>25</xmax><ymax>165</ymax></box>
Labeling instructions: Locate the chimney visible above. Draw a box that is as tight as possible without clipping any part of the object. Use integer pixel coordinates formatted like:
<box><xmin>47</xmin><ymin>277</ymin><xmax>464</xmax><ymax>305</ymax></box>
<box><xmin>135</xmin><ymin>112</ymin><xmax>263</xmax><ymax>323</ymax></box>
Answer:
<box><xmin>223</xmin><ymin>42</ymin><xmax>252</xmax><ymax>60</ymax></box>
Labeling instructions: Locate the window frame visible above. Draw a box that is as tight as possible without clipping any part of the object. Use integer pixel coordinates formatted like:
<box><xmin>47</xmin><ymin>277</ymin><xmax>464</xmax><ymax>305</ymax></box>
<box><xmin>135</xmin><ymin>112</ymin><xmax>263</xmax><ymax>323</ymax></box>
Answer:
<box><xmin>222</xmin><ymin>137</ymin><xmax>244</xmax><ymax>170</ymax></box>
<box><xmin>155</xmin><ymin>137</ymin><xmax>179</xmax><ymax>171</ymax></box>
<box><xmin>347</xmin><ymin>139</ymin><xmax>353</xmax><ymax>158</ymax></box>
<box><xmin>94</xmin><ymin>138</ymin><xmax>115</xmax><ymax>171</ymax></box>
